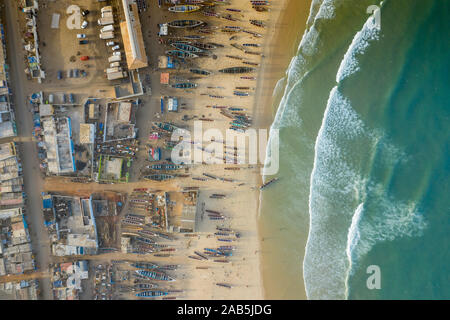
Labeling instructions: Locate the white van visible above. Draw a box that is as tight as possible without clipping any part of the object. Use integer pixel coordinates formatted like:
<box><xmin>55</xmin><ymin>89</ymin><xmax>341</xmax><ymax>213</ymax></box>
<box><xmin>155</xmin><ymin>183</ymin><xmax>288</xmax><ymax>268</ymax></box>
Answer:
<box><xmin>112</xmin><ymin>45</ymin><xmax>120</xmax><ymax>51</ymax></box>
<box><xmin>113</xmin><ymin>51</ymin><xmax>121</xmax><ymax>57</ymax></box>
<box><xmin>101</xmin><ymin>24</ymin><xmax>114</xmax><ymax>33</ymax></box>
<box><xmin>110</xmin><ymin>62</ymin><xmax>120</xmax><ymax>68</ymax></box>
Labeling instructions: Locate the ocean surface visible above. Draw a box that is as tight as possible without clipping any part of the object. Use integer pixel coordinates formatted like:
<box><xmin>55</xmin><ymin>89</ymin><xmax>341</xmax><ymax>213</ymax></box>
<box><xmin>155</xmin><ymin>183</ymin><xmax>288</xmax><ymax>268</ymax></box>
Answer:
<box><xmin>261</xmin><ymin>0</ymin><xmax>449</xmax><ymax>299</ymax></box>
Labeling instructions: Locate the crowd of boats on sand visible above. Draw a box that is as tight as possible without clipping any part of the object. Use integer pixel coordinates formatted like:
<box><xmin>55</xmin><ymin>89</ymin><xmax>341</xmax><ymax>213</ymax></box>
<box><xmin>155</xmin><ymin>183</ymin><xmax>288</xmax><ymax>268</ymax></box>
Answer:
<box><xmin>142</xmin><ymin>0</ymin><xmax>278</xmax><ymax>188</ymax></box>
<box><xmin>113</xmin><ymin>261</ymin><xmax>181</xmax><ymax>299</ymax></box>
<box><xmin>126</xmin><ymin>0</ymin><xmax>276</xmax><ymax>298</ymax></box>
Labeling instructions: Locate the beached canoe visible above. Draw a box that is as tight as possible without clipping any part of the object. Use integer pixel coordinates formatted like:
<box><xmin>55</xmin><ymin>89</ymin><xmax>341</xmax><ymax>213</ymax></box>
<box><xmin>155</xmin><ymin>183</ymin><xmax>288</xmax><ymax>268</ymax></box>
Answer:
<box><xmin>166</xmin><ymin>50</ymin><xmax>199</xmax><ymax>59</ymax></box>
<box><xmin>168</xmin><ymin>5</ymin><xmax>201</xmax><ymax>13</ymax></box>
<box><xmin>171</xmin><ymin>82</ymin><xmax>198</xmax><ymax>89</ymax></box>
<box><xmin>190</xmin><ymin>68</ymin><xmax>211</xmax><ymax>75</ymax></box>
<box><xmin>136</xmin><ymin>291</ymin><xmax>169</xmax><ymax>297</ymax></box>
<box><xmin>167</xmin><ymin>20</ymin><xmax>204</xmax><ymax>28</ymax></box>
<box><xmin>171</xmin><ymin>42</ymin><xmax>203</xmax><ymax>53</ymax></box>
<box><xmin>219</xmin><ymin>66</ymin><xmax>255</xmax><ymax>74</ymax></box>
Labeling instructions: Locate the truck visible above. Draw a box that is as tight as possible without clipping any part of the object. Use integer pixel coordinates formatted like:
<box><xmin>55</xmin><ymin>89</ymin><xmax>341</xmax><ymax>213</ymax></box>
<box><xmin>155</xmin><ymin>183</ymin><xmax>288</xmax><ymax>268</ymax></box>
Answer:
<box><xmin>100</xmin><ymin>24</ymin><xmax>114</xmax><ymax>33</ymax></box>
<box><xmin>106</xmin><ymin>67</ymin><xmax>122</xmax><ymax>74</ymax></box>
<box><xmin>101</xmin><ymin>6</ymin><xmax>112</xmax><ymax>14</ymax></box>
<box><xmin>98</xmin><ymin>15</ymin><xmax>114</xmax><ymax>26</ymax></box>
<box><xmin>99</xmin><ymin>31</ymin><xmax>114</xmax><ymax>40</ymax></box>
<box><xmin>108</xmin><ymin>55</ymin><xmax>121</xmax><ymax>63</ymax></box>
<box><xmin>107</xmin><ymin>71</ymin><xmax>127</xmax><ymax>81</ymax></box>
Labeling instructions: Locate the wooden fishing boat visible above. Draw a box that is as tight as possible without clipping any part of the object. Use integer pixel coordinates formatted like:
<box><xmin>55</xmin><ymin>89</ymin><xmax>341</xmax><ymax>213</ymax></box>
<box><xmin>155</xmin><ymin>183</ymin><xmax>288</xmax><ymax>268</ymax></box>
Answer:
<box><xmin>226</xmin><ymin>8</ymin><xmax>241</xmax><ymax>12</ymax></box>
<box><xmin>132</xmin><ymin>262</ymin><xmax>159</xmax><ymax>269</ymax></box>
<box><xmin>153</xmin><ymin>122</ymin><xmax>180</xmax><ymax>132</ymax></box>
<box><xmin>136</xmin><ymin>270</ymin><xmax>175</xmax><ymax>281</ymax></box>
<box><xmin>171</xmin><ymin>42</ymin><xmax>203</xmax><ymax>53</ymax></box>
<box><xmin>143</xmin><ymin>174</ymin><xmax>176</xmax><ymax>181</ymax></box>
<box><xmin>234</xmin><ymin>91</ymin><xmax>250</xmax><ymax>97</ymax></box>
<box><xmin>192</xmin><ymin>42</ymin><xmax>217</xmax><ymax>50</ymax></box>
<box><xmin>250</xmin><ymin>19</ymin><xmax>266</xmax><ymax>28</ymax></box>
<box><xmin>243</xmin><ymin>43</ymin><xmax>260</xmax><ymax>47</ymax></box>
<box><xmin>168</xmin><ymin>20</ymin><xmax>204</xmax><ymax>28</ymax></box>
<box><xmin>260</xmin><ymin>177</ymin><xmax>279</xmax><ymax>190</ymax></box>
<box><xmin>168</xmin><ymin>5</ymin><xmax>201</xmax><ymax>13</ymax></box>
<box><xmin>189</xmin><ymin>255</ymin><xmax>202</xmax><ymax>260</ymax></box>
<box><xmin>171</xmin><ymin>82</ymin><xmax>198</xmax><ymax>89</ymax></box>
<box><xmin>221</xmin><ymin>26</ymin><xmax>242</xmax><ymax>33</ymax></box>
<box><xmin>136</xmin><ymin>291</ymin><xmax>169</xmax><ymax>297</ymax></box>
<box><xmin>216</xmin><ymin>283</ymin><xmax>232</xmax><ymax>289</ymax></box>
<box><xmin>219</xmin><ymin>66</ymin><xmax>255</xmax><ymax>74</ymax></box>
<box><xmin>226</xmin><ymin>54</ymin><xmax>243</xmax><ymax>60</ymax></box>
<box><xmin>194</xmin><ymin>251</ymin><xmax>209</xmax><ymax>260</ymax></box>
<box><xmin>148</xmin><ymin>164</ymin><xmax>182</xmax><ymax>171</ymax></box>
<box><xmin>241</xmin><ymin>76</ymin><xmax>256</xmax><ymax>80</ymax></box>
<box><xmin>166</xmin><ymin>50</ymin><xmax>199</xmax><ymax>59</ymax></box>
<box><xmin>202</xmin><ymin>10</ymin><xmax>219</xmax><ymax>17</ymax></box>
<box><xmin>181</xmin><ymin>35</ymin><xmax>205</xmax><ymax>41</ymax></box>
<box><xmin>134</xmin><ymin>283</ymin><xmax>158</xmax><ymax>290</ymax></box>
<box><xmin>157</xmin><ymin>265</ymin><xmax>179</xmax><ymax>271</ymax></box>
<box><xmin>190</xmin><ymin>68</ymin><xmax>211</xmax><ymax>75</ymax></box>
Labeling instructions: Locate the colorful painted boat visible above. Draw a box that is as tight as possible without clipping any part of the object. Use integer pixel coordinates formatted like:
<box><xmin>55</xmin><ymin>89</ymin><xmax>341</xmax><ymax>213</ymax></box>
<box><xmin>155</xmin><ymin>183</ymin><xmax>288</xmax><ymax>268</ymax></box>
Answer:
<box><xmin>132</xmin><ymin>262</ymin><xmax>159</xmax><ymax>269</ymax></box>
<box><xmin>171</xmin><ymin>42</ymin><xmax>203</xmax><ymax>53</ymax></box>
<box><xmin>136</xmin><ymin>291</ymin><xmax>169</xmax><ymax>297</ymax></box>
<box><xmin>191</xmin><ymin>42</ymin><xmax>217</xmax><ymax>50</ymax></box>
<box><xmin>190</xmin><ymin>68</ymin><xmax>211</xmax><ymax>75</ymax></box>
<box><xmin>260</xmin><ymin>177</ymin><xmax>279</xmax><ymax>190</ymax></box>
<box><xmin>168</xmin><ymin>5</ymin><xmax>201</xmax><ymax>13</ymax></box>
<box><xmin>219</xmin><ymin>66</ymin><xmax>255</xmax><ymax>74</ymax></box>
<box><xmin>143</xmin><ymin>174</ymin><xmax>176</xmax><ymax>181</ymax></box>
<box><xmin>134</xmin><ymin>283</ymin><xmax>158</xmax><ymax>290</ymax></box>
<box><xmin>136</xmin><ymin>270</ymin><xmax>175</xmax><ymax>281</ymax></box>
<box><xmin>166</xmin><ymin>50</ymin><xmax>199</xmax><ymax>59</ymax></box>
<box><xmin>167</xmin><ymin>20</ymin><xmax>204</xmax><ymax>28</ymax></box>
<box><xmin>171</xmin><ymin>82</ymin><xmax>198</xmax><ymax>89</ymax></box>
<box><xmin>148</xmin><ymin>164</ymin><xmax>182</xmax><ymax>171</ymax></box>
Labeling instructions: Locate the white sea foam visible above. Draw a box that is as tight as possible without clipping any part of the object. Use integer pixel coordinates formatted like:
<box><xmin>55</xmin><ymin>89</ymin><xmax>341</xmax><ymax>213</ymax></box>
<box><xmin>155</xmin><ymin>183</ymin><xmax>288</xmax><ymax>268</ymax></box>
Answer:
<box><xmin>336</xmin><ymin>15</ymin><xmax>380</xmax><ymax>83</ymax></box>
<box><xmin>305</xmin><ymin>85</ymin><xmax>428</xmax><ymax>299</ymax></box>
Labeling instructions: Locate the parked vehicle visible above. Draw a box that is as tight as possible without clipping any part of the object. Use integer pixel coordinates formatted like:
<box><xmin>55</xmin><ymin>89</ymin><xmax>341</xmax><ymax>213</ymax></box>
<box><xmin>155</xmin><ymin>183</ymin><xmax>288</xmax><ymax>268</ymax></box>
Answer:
<box><xmin>106</xmin><ymin>41</ymin><xmax>115</xmax><ymax>46</ymax></box>
<box><xmin>57</xmin><ymin>70</ymin><xmax>63</xmax><ymax>80</ymax></box>
<box><xmin>74</xmin><ymin>69</ymin><xmax>80</xmax><ymax>77</ymax></box>
<box><xmin>101</xmin><ymin>6</ymin><xmax>112</xmax><ymax>13</ymax></box>
<box><xmin>48</xmin><ymin>94</ymin><xmax>54</xmax><ymax>104</ymax></box>
<box><xmin>113</xmin><ymin>51</ymin><xmax>121</xmax><ymax>57</ymax></box>
<box><xmin>108</xmin><ymin>55</ymin><xmax>121</xmax><ymax>63</ymax></box>
<box><xmin>80</xmin><ymin>56</ymin><xmax>89</xmax><ymax>61</ymax></box>
<box><xmin>69</xmin><ymin>94</ymin><xmax>75</xmax><ymax>104</ymax></box>
<box><xmin>112</xmin><ymin>45</ymin><xmax>120</xmax><ymax>51</ymax></box>
<box><xmin>81</xmin><ymin>21</ymin><xmax>88</xmax><ymax>29</ymax></box>
<box><xmin>99</xmin><ymin>31</ymin><xmax>114</xmax><ymax>40</ymax></box>
<box><xmin>81</xmin><ymin>10</ymin><xmax>90</xmax><ymax>16</ymax></box>
<box><xmin>110</xmin><ymin>62</ymin><xmax>120</xmax><ymax>68</ymax></box>
<box><xmin>77</xmin><ymin>34</ymin><xmax>86</xmax><ymax>39</ymax></box>
<box><xmin>79</xmin><ymin>40</ymin><xmax>88</xmax><ymax>45</ymax></box>
<box><xmin>100</xmin><ymin>24</ymin><xmax>114</xmax><ymax>33</ymax></box>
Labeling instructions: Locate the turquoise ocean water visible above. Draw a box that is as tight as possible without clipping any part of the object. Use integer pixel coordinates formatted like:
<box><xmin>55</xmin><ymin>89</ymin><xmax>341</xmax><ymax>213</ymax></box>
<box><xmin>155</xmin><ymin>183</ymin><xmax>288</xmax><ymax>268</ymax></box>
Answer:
<box><xmin>262</xmin><ymin>0</ymin><xmax>449</xmax><ymax>299</ymax></box>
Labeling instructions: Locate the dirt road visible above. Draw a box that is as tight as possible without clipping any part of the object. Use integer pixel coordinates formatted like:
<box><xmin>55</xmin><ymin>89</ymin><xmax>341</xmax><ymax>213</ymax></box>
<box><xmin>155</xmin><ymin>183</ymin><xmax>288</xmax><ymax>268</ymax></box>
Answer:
<box><xmin>3</xmin><ymin>0</ymin><xmax>53</xmax><ymax>299</ymax></box>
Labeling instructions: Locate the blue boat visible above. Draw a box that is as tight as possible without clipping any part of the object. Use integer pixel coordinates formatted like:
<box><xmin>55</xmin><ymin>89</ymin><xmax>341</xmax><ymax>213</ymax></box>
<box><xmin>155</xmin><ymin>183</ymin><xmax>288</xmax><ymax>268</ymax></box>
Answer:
<box><xmin>136</xmin><ymin>291</ymin><xmax>169</xmax><ymax>298</ymax></box>
<box><xmin>136</xmin><ymin>270</ymin><xmax>175</xmax><ymax>281</ymax></box>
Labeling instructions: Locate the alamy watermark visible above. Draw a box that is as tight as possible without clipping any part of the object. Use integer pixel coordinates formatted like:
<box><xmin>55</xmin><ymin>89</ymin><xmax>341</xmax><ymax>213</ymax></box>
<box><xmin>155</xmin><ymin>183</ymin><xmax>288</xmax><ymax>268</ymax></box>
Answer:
<box><xmin>366</xmin><ymin>265</ymin><xmax>381</xmax><ymax>290</ymax></box>
<box><xmin>367</xmin><ymin>5</ymin><xmax>381</xmax><ymax>30</ymax></box>
<box><xmin>169</xmin><ymin>121</ymin><xmax>279</xmax><ymax>175</ymax></box>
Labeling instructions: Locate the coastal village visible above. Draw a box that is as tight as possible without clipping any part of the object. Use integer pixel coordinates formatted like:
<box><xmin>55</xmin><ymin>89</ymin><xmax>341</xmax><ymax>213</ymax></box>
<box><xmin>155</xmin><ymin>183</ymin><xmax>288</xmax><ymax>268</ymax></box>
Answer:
<box><xmin>0</xmin><ymin>0</ymin><xmax>275</xmax><ymax>300</ymax></box>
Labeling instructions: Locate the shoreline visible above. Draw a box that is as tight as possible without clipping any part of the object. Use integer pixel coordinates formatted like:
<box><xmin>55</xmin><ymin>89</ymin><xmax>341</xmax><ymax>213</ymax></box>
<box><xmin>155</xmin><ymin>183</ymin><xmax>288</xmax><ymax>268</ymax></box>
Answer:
<box><xmin>254</xmin><ymin>0</ymin><xmax>312</xmax><ymax>299</ymax></box>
